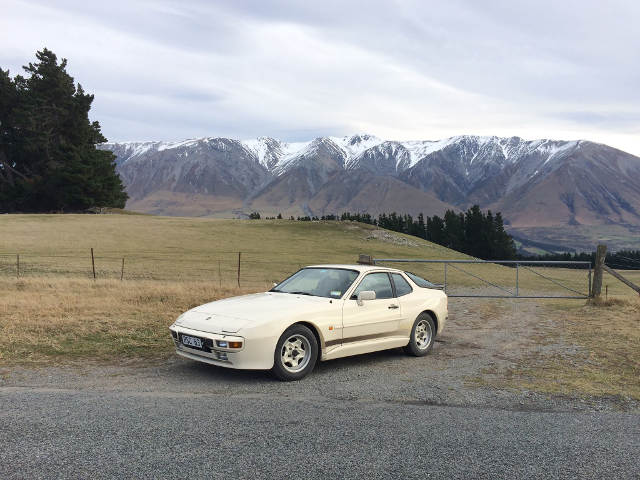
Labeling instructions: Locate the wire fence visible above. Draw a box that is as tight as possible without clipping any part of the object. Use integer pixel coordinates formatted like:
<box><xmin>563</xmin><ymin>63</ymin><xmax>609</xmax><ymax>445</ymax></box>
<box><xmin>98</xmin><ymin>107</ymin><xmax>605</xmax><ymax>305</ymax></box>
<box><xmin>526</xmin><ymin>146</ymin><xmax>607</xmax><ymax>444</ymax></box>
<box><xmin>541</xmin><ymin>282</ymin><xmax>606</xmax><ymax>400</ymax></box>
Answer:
<box><xmin>2</xmin><ymin>250</ymin><xmax>637</xmax><ymax>298</ymax></box>
<box><xmin>0</xmin><ymin>250</ymin><xmax>312</xmax><ymax>287</ymax></box>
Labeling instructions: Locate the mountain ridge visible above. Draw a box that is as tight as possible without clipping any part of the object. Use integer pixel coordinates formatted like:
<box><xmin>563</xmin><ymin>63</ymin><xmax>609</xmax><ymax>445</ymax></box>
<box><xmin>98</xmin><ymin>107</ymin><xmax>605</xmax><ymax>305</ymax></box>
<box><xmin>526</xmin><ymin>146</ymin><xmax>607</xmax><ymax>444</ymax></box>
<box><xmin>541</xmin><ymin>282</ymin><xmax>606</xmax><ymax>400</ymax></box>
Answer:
<box><xmin>102</xmin><ymin>133</ymin><xmax>640</xmax><ymax>251</ymax></box>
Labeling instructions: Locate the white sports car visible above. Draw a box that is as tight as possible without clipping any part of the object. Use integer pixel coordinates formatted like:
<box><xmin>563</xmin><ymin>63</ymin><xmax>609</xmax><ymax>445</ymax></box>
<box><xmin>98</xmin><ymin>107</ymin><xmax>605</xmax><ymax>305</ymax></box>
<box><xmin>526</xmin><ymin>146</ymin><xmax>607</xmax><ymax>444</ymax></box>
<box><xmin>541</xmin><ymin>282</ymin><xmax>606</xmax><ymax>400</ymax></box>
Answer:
<box><xmin>169</xmin><ymin>264</ymin><xmax>448</xmax><ymax>381</ymax></box>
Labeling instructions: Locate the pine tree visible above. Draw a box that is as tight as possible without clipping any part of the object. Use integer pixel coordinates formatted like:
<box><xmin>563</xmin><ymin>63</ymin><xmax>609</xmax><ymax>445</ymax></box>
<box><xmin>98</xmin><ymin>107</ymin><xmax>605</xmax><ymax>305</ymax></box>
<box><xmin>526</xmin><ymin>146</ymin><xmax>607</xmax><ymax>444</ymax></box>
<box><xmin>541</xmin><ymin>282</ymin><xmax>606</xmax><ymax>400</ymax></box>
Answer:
<box><xmin>493</xmin><ymin>212</ymin><xmax>516</xmax><ymax>259</ymax></box>
<box><xmin>0</xmin><ymin>48</ymin><xmax>127</xmax><ymax>212</ymax></box>
<box><xmin>443</xmin><ymin>209</ymin><xmax>464</xmax><ymax>251</ymax></box>
<box><xmin>426</xmin><ymin>215</ymin><xmax>445</xmax><ymax>244</ymax></box>
<box><xmin>417</xmin><ymin>213</ymin><xmax>426</xmax><ymax>239</ymax></box>
<box><xmin>463</xmin><ymin>205</ymin><xmax>485</xmax><ymax>257</ymax></box>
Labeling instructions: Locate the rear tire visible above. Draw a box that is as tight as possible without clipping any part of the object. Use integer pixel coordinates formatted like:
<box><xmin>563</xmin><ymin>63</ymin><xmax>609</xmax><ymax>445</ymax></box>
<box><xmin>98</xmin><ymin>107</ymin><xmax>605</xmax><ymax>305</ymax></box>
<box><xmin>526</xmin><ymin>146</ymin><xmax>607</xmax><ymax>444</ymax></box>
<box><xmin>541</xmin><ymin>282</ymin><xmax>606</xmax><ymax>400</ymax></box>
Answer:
<box><xmin>271</xmin><ymin>324</ymin><xmax>318</xmax><ymax>381</ymax></box>
<box><xmin>404</xmin><ymin>313</ymin><xmax>436</xmax><ymax>356</ymax></box>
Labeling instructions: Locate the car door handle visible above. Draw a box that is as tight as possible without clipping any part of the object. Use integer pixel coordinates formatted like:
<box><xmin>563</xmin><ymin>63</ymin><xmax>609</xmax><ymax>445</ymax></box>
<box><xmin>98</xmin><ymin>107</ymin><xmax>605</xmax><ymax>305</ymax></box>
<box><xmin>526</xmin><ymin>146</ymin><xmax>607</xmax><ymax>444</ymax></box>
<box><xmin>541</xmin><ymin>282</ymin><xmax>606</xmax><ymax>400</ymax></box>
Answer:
<box><xmin>388</xmin><ymin>304</ymin><xmax>399</xmax><ymax>309</ymax></box>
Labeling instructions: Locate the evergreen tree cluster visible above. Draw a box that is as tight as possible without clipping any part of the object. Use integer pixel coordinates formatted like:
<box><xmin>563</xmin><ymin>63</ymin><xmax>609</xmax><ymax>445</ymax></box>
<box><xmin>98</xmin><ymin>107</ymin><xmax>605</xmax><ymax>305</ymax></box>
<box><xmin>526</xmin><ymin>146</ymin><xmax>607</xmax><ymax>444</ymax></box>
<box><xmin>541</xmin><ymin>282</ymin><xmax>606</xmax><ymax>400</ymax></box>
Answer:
<box><xmin>341</xmin><ymin>206</ymin><xmax>516</xmax><ymax>260</ymax></box>
<box><xmin>252</xmin><ymin>206</ymin><xmax>517</xmax><ymax>260</ymax></box>
<box><xmin>523</xmin><ymin>250</ymin><xmax>640</xmax><ymax>270</ymax></box>
<box><xmin>0</xmin><ymin>49</ymin><xmax>127</xmax><ymax>212</ymax></box>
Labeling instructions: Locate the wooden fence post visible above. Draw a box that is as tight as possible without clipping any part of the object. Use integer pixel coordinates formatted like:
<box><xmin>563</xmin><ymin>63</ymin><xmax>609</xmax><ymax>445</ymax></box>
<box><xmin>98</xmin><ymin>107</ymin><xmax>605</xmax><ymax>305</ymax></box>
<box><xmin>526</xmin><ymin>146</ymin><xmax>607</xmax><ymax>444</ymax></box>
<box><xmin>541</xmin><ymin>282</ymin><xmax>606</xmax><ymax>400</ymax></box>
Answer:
<box><xmin>91</xmin><ymin>248</ymin><xmax>96</xmax><ymax>280</ymax></box>
<box><xmin>591</xmin><ymin>244</ymin><xmax>607</xmax><ymax>298</ymax></box>
<box><xmin>16</xmin><ymin>254</ymin><xmax>20</xmax><ymax>279</ymax></box>
<box><xmin>121</xmin><ymin>257</ymin><xmax>125</xmax><ymax>281</ymax></box>
<box><xmin>357</xmin><ymin>254</ymin><xmax>374</xmax><ymax>265</ymax></box>
<box><xmin>218</xmin><ymin>260</ymin><xmax>222</xmax><ymax>288</ymax></box>
<box><xmin>237</xmin><ymin>252</ymin><xmax>241</xmax><ymax>287</ymax></box>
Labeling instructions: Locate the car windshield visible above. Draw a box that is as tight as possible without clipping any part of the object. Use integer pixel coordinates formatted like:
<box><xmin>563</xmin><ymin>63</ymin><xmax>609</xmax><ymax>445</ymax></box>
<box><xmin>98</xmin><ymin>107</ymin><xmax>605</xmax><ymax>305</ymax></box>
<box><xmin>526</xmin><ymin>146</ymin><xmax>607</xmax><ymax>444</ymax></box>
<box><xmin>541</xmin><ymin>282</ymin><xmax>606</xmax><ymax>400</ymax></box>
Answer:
<box><xmin>271</xmin><ymin>268</ymin><xmax>359</xmax><ymax>299</ymax></box>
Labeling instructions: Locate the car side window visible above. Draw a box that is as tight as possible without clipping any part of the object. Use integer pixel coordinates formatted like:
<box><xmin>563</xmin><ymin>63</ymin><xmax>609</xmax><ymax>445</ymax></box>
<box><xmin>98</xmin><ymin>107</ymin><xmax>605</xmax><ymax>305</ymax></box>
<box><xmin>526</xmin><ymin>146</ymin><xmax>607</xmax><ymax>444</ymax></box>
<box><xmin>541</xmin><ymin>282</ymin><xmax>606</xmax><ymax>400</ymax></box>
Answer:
<box><xmin>391</xmin><ymin>273</ymin><xmax>413</xmax><ymax>296</ymax></box>
<box><xmin>351</xmin><ymin>273</ymin><xmax>394</xmax><ymax>299</ymax></box>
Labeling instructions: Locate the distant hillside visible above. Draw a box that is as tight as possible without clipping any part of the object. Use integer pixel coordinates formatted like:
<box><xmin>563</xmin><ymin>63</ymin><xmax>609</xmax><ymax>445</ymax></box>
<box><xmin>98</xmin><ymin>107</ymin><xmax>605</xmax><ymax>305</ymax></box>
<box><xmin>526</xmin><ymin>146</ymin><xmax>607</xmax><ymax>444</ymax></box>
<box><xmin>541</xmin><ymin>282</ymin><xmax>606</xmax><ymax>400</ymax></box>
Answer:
<box><xmin>102</xmin><ymin>134</ymin><xmax>640</xmax><ymax>251</ymax></box>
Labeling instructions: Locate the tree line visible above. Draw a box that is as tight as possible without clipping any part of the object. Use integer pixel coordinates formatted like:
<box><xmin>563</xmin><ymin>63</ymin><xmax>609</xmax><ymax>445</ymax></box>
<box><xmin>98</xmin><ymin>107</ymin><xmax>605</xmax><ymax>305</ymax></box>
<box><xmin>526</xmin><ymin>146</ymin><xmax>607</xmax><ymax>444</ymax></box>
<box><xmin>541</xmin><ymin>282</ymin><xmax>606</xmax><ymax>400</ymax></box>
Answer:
<box><xmin>521</xmin><ymin>250</ymin><xmax>640</xmax><ymax>270</ymax></box>
<box><xmin>251</xmin><ymin>205</ymin><xmax>518</xmax><ymax>260</ymax></box>
<box><xmin>0</xmin><ymin>49</ymin><xmax>127</xmax><ymax>212</ymax></box>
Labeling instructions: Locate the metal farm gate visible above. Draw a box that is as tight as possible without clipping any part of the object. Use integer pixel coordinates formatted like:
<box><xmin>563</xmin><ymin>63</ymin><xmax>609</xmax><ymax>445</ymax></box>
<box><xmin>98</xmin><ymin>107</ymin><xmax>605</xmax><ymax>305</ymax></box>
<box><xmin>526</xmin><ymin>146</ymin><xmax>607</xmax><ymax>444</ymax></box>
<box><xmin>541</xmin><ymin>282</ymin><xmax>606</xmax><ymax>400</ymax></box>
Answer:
<box><xmin>372</xmin><ymin>258</ymin><xmax>592</xmax><ymax>299</ymax></box>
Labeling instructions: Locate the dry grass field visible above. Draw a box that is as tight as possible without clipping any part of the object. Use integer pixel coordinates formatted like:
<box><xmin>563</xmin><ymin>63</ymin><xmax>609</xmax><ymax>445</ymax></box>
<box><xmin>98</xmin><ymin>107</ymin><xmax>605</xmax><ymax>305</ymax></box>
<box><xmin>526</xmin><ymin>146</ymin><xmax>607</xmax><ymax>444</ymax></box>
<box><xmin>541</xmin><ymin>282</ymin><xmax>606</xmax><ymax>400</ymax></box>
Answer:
<box><xmin>0</xmin><ymin>214</ymin><xmax>467</xmax><ymax>284</ymax></box>
<box><xmin>0</xmin><ymin>277</ymin><xmax>253</xmax><ymax>365</ymax></box>
<box><xmin>1</xmin><ymin>213</ymin><xmax>629</xmax><ymax>296</ymax></box>
<box><xmin>473</xmin><ymin>296</ymin><xmax>640</xmax><ymax>400</ymax></box>
<box><xmin>1</xmin><ymin>214</ymin><xmax>638</xmax><ymax>400</ymax></box>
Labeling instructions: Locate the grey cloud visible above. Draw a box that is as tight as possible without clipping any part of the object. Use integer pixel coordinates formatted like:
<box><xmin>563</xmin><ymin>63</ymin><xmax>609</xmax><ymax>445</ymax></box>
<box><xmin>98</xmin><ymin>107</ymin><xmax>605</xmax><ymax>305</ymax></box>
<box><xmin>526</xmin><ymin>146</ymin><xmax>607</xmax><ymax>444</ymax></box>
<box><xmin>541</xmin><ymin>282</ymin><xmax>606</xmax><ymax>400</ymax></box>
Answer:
<box><xmin>549</xmin><ymin>111</ymin><xmax>640</xmax><ymax>129</ymax></box>
<box><xmin>1</xmin><ymin>0</ymin><xmax>639</xmax><ymax>155</ymax></box>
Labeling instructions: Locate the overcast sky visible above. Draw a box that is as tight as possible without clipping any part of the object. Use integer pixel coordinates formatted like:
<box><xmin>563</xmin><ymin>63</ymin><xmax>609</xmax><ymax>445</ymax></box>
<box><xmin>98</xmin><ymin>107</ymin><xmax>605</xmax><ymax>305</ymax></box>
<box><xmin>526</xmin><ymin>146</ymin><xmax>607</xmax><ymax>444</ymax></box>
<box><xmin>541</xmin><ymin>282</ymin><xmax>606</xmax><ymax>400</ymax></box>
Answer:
<box><xmin>2</xmin><ymin>0</ymin><xmax>639</xmax><ymax>154</ymax></box>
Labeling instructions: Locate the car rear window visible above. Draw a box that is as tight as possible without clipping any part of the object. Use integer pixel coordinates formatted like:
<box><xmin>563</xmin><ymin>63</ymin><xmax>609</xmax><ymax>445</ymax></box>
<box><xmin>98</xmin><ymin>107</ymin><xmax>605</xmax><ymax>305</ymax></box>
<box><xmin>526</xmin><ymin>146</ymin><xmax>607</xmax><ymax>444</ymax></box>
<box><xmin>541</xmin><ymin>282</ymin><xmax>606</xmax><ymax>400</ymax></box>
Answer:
<box><xmin>405</xmin><ymin>271</ymin><xmax>439</xmax><ymax>288</ymax></box>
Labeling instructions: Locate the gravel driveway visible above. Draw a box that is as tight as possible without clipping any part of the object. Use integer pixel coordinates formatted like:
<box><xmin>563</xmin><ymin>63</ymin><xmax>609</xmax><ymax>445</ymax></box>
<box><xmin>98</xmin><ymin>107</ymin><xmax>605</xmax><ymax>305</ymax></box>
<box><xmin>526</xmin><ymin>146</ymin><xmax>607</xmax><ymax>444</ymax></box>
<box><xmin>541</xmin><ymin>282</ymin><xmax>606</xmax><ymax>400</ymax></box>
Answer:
<box><xmin>1</xmin><ymin>298</ymin><xmax>638</xmax><ymax>479</ymax></box>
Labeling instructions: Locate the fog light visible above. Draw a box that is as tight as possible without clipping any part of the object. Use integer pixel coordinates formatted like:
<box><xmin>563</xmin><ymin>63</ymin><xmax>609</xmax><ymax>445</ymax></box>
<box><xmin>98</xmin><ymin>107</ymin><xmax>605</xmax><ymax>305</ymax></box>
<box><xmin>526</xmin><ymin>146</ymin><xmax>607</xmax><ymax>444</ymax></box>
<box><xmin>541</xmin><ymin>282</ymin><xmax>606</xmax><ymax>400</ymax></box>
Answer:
<box><xmin>216</xmin><ymin>351</ymin><xmax>228</xmax><ymax>361</ymax></box>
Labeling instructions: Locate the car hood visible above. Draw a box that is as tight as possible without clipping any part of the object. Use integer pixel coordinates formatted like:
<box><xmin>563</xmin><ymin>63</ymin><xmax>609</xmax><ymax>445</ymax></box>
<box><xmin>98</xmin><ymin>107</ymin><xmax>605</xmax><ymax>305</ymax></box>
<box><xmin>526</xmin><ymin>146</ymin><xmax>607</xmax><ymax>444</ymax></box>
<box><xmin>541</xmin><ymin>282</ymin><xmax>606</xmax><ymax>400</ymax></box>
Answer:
<box><xmin>174</xmin><ymin>292</ymin><xmax>333</xmax><ymax>334</ymax></box>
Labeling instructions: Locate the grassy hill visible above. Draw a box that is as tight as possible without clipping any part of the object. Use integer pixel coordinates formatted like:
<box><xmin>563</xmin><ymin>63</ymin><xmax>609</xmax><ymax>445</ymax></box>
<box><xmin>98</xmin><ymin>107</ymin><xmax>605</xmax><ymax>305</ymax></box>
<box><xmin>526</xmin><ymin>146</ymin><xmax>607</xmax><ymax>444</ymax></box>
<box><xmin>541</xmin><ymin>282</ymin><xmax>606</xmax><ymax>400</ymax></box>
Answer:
<box><xmin>0</xmin><ymin>214</ymin><xmax>466</xmax><ymax>285</ymax></box>
<box><xmin>1</xmin><ymin>214</ymin><xmax>635</xmax><ymax>296</ymax></box>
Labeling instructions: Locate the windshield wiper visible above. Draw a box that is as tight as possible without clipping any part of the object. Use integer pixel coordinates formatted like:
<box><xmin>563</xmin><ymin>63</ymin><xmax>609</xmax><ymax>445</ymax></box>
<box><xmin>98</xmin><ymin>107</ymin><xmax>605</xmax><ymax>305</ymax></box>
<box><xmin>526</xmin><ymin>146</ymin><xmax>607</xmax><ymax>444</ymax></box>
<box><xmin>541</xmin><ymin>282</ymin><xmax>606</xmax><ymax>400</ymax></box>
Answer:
<box><xmin>288</xmin><ymin>291</ymin><xmax>315</xmax><ymax>296</ymax></box>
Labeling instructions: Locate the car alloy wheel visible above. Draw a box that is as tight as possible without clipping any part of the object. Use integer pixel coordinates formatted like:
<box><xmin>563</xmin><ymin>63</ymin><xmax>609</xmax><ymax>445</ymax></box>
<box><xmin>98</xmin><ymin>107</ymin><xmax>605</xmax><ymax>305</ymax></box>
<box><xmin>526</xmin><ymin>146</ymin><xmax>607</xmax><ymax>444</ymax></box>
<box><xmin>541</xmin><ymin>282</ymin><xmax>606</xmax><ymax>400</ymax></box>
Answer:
<box><xmin>414</xmin><ymin>319</ymin><xmax>433</xmax><ymax>350</ymax></box>
<box><xmin>404</xmin><ymin>313</ymin><xmax>436</xmax><ymax>356</ymax></box>
<box><xmin>281</xmin><ymin>334</ymin><xmax>312</xmax><ymax>373</ymax></box>
<box><xmin>272</xmin><ymin>324</ymin><xmax>318</xmax><ymax>381</ymax></box>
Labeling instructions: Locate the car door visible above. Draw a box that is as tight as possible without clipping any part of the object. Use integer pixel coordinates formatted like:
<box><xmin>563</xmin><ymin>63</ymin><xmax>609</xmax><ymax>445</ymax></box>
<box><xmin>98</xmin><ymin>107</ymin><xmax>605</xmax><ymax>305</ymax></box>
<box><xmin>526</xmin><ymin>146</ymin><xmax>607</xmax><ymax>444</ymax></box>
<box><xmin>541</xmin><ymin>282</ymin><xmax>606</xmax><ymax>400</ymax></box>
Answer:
<box><xmin>341</xmin><ymin>272</ymin><xmax>401</xmax><ymax>342</ymax></box>
<box><xmin>390</xmin><ymin>272</ymin><xmax>415</xmax><ymax>326</ymax></box>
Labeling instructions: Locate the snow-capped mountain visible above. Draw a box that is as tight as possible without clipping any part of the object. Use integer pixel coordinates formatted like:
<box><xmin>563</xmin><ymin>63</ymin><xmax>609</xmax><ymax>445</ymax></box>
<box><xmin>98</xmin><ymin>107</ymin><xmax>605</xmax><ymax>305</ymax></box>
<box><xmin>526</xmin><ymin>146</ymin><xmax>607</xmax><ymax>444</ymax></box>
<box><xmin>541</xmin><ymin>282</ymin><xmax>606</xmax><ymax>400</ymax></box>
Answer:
<box><xmin>102</xmin><ymin>134</ymin><xmax>640</xmax><ymax>250</ymax></box>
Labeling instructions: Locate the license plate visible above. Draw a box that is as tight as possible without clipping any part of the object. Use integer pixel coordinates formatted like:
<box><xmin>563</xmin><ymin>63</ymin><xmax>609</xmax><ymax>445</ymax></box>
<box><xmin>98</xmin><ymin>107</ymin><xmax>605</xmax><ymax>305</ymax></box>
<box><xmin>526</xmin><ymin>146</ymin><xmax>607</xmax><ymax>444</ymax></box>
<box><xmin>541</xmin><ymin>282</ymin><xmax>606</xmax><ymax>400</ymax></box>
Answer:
<box><xmin>181</xmin><ymin>335</ymin><xmax>203</xmax><ymax>349</ymax></box>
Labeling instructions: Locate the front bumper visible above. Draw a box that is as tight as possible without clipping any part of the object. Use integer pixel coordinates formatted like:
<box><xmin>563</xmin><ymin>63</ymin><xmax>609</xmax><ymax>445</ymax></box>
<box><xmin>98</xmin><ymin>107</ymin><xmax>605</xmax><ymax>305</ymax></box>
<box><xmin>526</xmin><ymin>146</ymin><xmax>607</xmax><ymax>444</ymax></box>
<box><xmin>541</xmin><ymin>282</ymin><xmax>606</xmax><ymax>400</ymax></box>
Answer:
<box><xmin>169</xmin><ymin>325</ymin><xmax>275</xmax><ymax>370</ymax></box>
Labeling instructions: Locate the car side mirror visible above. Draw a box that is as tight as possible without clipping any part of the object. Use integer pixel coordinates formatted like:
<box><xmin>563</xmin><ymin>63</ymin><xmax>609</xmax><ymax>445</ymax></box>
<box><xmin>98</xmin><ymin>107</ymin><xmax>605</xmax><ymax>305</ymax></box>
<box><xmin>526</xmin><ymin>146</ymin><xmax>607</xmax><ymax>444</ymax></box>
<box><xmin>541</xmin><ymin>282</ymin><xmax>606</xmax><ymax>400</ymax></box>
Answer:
<box><xmin>357</xmin><ymin>290</ymin><xmax>376</xmax><ymax>306</ymax></box>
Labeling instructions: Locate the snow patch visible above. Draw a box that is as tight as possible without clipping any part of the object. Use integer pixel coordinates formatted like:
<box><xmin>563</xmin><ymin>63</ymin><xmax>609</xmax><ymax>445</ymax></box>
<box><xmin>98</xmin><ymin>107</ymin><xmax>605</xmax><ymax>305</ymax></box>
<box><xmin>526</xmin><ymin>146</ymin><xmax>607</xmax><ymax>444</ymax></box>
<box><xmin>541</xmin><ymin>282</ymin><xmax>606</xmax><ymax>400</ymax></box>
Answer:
<box><xmin>157</xmin><ymin>138</ymin><xmax>202</xmax><ymax>151</ymax></box>
<box><xmin>329</xmin><ymin>134</ymin><xmax>383</xmax><ymax>161</ymax></box>
<box><xmin>402</xmin><ymin>137</ymin><xmax>459</xmax><ymax>167</ymax></box>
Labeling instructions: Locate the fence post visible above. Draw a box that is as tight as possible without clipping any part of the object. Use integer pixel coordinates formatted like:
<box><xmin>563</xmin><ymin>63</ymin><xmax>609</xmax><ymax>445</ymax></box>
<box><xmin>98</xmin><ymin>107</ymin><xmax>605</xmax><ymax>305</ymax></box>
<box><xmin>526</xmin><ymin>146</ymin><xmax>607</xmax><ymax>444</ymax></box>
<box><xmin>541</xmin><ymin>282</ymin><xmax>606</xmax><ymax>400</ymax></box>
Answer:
<box><xmin>237</xmin><ymin>252</ymin><xmax>241</xmax><ymax>287</ymax></box>
<box><xmin>91</xmin><ymin>248</ymin><xmax>96</xmax><ymax>280</ymax></box>
<box><xmin>357</xmin><ymin>254</ymin><xmax>374</xmax><ymax>265</ymax></box>
<box><xmin>218</xmin><ymin>259</ymin><xmax>222</xmax><ymax>288</ymax></box>
<box><xmin>515</xmin><ymin>263</ymin><xmax>519</xmax><ymax>297</ymax></box>
<box><xmin>121</xmin><ymin>257</ymin><xmax>125</xmax><ymax>281</ymax></box>
<box><xmin>16</xmin><ymin>254</ymin><xmax>20</xmax><ymax>279</ymax></box>
<box><xmin>444</xmin><ymin>262</ymin><xmax>447</xmax><ymax>293</ymax></box>
<box><xmin>591</xmin><ymin>244</ymin><xmax>607</xmax><ymax>298</ymax></box>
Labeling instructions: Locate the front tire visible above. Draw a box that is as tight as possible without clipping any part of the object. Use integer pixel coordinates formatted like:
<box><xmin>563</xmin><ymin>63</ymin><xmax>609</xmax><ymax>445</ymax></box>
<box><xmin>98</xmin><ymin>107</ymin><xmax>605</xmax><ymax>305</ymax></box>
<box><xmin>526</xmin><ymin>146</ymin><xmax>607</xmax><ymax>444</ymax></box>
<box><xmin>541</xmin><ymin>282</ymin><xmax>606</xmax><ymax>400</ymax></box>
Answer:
<box><xmin>271</xmin><ymin>324</ymin><xmax>318</xmax><ymax>381</ymax></box>
<box><xmin>404</xmin><ymin>313</ymin><xmax>436</xmax><ymax>356</ymax></box>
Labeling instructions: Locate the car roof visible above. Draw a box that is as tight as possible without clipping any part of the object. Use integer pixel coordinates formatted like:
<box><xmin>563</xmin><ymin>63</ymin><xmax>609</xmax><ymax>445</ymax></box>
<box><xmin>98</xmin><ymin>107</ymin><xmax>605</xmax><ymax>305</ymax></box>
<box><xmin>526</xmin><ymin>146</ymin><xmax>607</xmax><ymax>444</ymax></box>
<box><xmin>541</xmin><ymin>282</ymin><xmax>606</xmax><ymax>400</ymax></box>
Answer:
<box><xmin>305</xmin><ymin>264</ymin><xmax>403</xmax><ymax>274</ymax></box>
